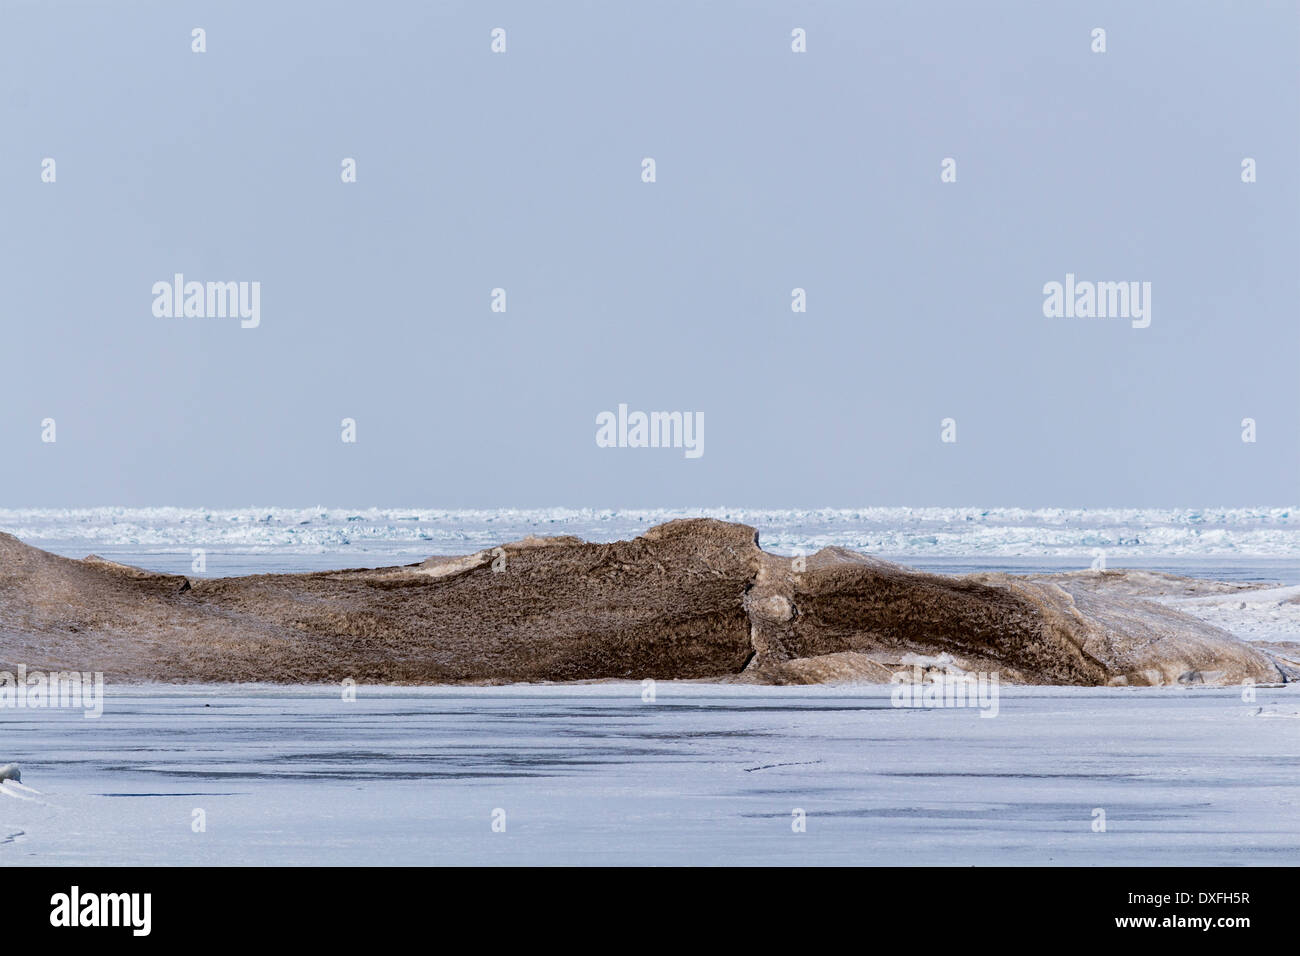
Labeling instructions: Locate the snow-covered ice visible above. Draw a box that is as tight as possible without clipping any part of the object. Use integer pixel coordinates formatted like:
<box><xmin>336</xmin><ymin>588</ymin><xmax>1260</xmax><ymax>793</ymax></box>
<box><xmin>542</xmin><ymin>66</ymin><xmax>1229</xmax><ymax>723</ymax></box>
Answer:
<box><xmin>2</xmin><ymin>683</ymin><xmax>1297</xmax><ymax>865</ymax></box>
<box><xmin>4</xmin><ymin>506</ymin><xmax>1299</xmax><ymax>562</ymax></box>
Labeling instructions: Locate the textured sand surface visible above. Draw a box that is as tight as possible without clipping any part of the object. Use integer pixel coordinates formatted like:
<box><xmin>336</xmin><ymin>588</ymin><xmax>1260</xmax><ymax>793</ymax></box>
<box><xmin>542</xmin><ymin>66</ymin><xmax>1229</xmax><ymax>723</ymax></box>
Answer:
<box><xmin>0</xmin><ymin>520</ymin><xmax>1287</xmax><ymax>685</ymax></box>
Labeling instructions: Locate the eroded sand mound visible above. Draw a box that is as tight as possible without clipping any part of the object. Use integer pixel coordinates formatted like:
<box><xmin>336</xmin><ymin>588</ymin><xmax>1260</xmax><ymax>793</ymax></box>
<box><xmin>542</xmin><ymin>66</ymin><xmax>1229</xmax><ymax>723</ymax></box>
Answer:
<box><xmin>0</xmin><ymin>520</ymin><xmax>1286</xmax><ymax>685</ymax></box>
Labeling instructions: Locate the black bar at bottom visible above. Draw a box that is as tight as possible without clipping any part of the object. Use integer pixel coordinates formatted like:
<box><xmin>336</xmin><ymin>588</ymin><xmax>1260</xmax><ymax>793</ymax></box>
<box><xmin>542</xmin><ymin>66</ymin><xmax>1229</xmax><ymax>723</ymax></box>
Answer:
<box><xmin>3</xmin><ymin>866</ymin><xmax>1286</xmax><ymax>943</ymax></box>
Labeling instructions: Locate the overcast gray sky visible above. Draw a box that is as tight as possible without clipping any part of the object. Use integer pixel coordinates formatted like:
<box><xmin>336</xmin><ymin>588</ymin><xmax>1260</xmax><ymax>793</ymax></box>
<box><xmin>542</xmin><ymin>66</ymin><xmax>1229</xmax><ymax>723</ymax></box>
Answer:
<box><xmin>2</xmin><ymin>0</ymin><xmax>1296</xmax><ymax>508</ymax></box>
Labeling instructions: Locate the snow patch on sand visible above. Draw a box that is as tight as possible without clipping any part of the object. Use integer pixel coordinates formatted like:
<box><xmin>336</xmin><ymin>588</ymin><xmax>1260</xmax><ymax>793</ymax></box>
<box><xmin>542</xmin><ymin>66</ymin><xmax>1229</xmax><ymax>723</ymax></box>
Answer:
<box><xmin>1159</xmin><ymin>584</ymin><xmax>1300</xmax><ymax>643</ymax></box>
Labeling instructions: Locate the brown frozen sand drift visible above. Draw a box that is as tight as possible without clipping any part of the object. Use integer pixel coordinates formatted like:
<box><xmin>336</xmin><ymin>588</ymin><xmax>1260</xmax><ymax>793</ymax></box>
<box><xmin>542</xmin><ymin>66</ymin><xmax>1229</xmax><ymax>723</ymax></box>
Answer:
<box><xmin>0</xmin><ymin>520</ymin><xmax>1286</xmax><ymax>686</ymax></box>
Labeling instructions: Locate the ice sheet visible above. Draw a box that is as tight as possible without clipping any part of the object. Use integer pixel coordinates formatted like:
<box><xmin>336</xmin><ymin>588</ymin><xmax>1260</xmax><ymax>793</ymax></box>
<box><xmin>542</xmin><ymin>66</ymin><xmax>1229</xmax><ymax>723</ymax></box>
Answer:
<box><xmin>3</xmin><ymin>506</ymin><xmax>1299</xmax><ymax>560</ymax></box>
<box><xmin>2</xmin><ymin>684</ymin><xmax>1297</xmax><ymax>865</ymax></box>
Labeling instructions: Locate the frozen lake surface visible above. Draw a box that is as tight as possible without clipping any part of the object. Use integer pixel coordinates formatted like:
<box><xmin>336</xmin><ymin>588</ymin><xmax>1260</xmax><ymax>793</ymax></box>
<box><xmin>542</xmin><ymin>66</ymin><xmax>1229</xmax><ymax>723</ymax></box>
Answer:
<box><xmin>3</xmin><ymin>684</ymin><xmax>1299</xmax><ymax>866</ymax></box>
<box><xmin>6</xmin><ymin>506</ymin><xmax>1300</xmax><ymax>575</ymax></box>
